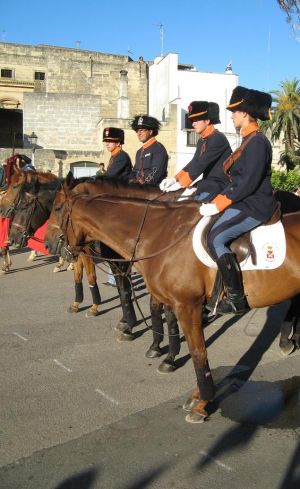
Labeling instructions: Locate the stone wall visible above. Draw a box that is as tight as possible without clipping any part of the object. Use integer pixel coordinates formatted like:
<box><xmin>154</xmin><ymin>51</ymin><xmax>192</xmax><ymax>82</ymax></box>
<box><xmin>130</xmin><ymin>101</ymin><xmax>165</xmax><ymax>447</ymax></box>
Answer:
<box><xmin>23</xmin><ymin>92</ymin><xmax>102</xmax><ymax>151</ymax></box>
<box><xmin>0</xmin><ymin>42</ymin><xmax>149</xmax><ymax>170</ymax></box>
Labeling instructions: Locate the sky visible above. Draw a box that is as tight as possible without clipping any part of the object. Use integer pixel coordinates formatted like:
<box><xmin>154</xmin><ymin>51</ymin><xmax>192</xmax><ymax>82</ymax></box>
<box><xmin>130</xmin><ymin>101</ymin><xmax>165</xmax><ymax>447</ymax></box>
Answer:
<box><xmin>1</xmin><ymin>0</ymin><xmax>299</xmax><ymax>93</ymax></box>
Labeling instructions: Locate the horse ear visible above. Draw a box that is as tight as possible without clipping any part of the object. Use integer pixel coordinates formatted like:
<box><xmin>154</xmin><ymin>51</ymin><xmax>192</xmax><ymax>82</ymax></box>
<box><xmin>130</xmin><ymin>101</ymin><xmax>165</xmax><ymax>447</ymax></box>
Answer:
<box><xmin>65</xmin><ymin>171</ymin><xmax>75</xmax><ymax>188</ymax></box>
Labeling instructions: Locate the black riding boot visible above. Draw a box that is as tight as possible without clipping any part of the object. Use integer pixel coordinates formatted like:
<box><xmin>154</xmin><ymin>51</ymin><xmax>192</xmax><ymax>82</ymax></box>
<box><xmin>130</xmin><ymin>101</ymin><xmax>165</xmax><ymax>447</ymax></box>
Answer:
<box><xmin>145</xmin><ymin>298</ymin><xmax>164</xmax><ymax>358</ymax></box>
<box><xmin>114</xmin><ymin>273</ymin><xmax>137</xmax><ymax>339</ymax></box>
<box><xmin>216</xmin><ymin>253</ymin><xmax>250</xmax><ymax>315</ymax></box>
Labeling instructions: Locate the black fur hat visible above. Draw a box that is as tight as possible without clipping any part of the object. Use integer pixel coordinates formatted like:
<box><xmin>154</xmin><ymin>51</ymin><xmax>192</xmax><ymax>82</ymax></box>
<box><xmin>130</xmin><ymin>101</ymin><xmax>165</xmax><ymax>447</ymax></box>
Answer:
<box><xmin>227</xmin><ymin>86</ymin><xmax>272</xmax><ymax>120</ymax></box>
<box><xmin>207</xmin><ymin>102</ymin><xmax>221</xmax><ymax>124</ymax></box>
<box><xmin>103</xmin><ymin>127</ymin><xmax>124</xmax><ymax>144</ymax></box>
<box><xmin>187</xmin><ymin>101</ymin><xmax>209</xmax><ymax>121</ymax></box>
<box><xmin>131</xmin><ymin>115</ymin><xmax>161</xmax><ymax>136</ymax></box>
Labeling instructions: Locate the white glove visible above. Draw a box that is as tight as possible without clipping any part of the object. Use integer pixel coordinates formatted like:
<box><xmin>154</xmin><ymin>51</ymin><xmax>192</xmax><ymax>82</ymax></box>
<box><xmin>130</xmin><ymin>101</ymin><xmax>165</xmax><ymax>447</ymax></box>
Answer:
<box><xmin>199</xmin><ymin>203</ymin><xmax>219</xmax><ymax>217</ymax></box>
<box><xmin>165</xmin><ymin>181</ymin><xmax>182</xmax><ymax>192</ymax></box>
<box><xmin>159</xmin><ymin>177</ymin><xmax>177</xmax><ymax>191</ymax></box>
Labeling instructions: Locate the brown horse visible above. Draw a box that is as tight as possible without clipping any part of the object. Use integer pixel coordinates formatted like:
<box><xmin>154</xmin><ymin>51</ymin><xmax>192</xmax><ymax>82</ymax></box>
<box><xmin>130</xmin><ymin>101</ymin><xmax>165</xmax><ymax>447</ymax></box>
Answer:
<box><xmin>0</xmin><ymin>171</ymin><xmax>102</xmax><ymax>316</ymax></box>
<box><xmin>44</xmin><ymin>175</ymin><xmax>184</xmax><ymax>371</ymax></box>
<box><xmin>53</xmin><ymin>178</ymin><xmax>300</xmax><ymax>423</ymax></box>
<box><xmin>0</xmin><ymin>170</ymin><xmax>55</xmax><ymax>273</ymax></box>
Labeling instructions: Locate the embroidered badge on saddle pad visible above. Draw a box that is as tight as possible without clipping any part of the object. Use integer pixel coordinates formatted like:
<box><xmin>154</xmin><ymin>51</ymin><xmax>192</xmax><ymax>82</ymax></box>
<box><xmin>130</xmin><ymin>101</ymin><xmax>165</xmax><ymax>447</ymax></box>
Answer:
<box><xmin>192</xmin><ymin>217</ymin><xmax>286</xmax><ymax>271</ymax></box>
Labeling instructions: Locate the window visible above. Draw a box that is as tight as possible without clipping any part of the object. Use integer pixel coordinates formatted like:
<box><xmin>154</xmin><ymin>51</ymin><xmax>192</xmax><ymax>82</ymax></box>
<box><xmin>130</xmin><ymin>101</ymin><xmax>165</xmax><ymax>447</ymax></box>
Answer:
<box><xmin>35</xmin><ymin>71</ymin><xmax>45</xmax><ymax>81</ymax></box>
<box><xmin>186</xmin><ymin>130</ymin><xmax>200</xmax><ymax>147</ymax></box>
<box><xmin>1</xmin><ymin>69</ymin><xmax>13</xmax><ymax>78</ymax></box>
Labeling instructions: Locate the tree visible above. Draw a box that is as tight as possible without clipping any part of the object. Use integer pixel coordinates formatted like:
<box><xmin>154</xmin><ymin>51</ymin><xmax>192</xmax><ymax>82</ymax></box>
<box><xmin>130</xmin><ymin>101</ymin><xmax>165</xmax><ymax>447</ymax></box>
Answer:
<box><xmin>260</xmin><ymin>78</ymin><xmax>300</xmax><ymax>170</ymax></box>
<box><xmin>277</xmin><ymin>0</ymin><xmax>300</xmax><ymax>38</ymax></box>
<box><xmin>272</xmin><ymin>79</ymin><xmax>300</xmax><ymax>151</ymax></box>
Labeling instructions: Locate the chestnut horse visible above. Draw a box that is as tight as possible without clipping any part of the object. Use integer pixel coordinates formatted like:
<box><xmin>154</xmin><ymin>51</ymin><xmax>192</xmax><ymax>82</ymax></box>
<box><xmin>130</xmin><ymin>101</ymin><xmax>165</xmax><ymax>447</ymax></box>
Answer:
<box><xmin>53</xmin><ymin>178</ymin><xmax>300</xmax><ymax>423</ymax></box>
<box><xmin>12</xmin><ymin>174</ymin><xmax>183</xmax><ymax>371</ymax></box>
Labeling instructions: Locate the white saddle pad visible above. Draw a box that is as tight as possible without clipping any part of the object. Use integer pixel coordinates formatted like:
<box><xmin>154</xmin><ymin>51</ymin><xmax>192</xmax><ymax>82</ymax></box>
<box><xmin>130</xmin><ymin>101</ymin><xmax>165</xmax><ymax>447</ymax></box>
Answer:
<box><xmin>192</xmin><ymin>217</ymin><xmax>286</xmax><ymax>271</ymax></box>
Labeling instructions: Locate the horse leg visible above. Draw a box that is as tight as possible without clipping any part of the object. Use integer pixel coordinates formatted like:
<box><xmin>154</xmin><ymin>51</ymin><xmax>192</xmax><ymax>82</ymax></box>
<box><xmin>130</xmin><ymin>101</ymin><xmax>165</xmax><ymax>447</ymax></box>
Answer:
<box><xmin>175</xmin><ymin>303</ymin><xmax>215</xmax><ymax>423</ymax></box>
<box><xmin>83</xmin><ymin>254</ymin><xmax>101</xmax><ymax>317</ymax></box>
<box><xmin>145</xmin><ymin>296</ymin><xmax>164</xmax><ymax>358</ymax></box>
<box><xmin>292</xmin><ymin>316</ymin><xmax>300</xmax><ymax>350</ymax></box>
<box><xmin>53</xmin><ymin>255</ymin><xmax>65</xmax><ymax>273</ymax></box>
<box><xmin>1</xmin><ymin>246</ymin><xmax>11</xmax><ymax>272</ymax></box>
<box><xmin>157</xmin><ymin>305</ymin><xmax>181</xmax><ymax>374</ymax></box>
<box><xmin>279</xmin><ymin>294</ymin><xmax>300</xmax><ymax>355</ymax></box>
<box><xmin>68</xmin><ymin>257</ymin><xmax>84</xmax><ymax>313</ymax></box>
<box><xmin>27</xmin><ymin>250</ymin><xmax>38</xmax><ymax>262</ymax></box>
<box><xmin>113</xmin><ymin>263</ymin><xmax>137</xmax><ymax>341</ymax></box>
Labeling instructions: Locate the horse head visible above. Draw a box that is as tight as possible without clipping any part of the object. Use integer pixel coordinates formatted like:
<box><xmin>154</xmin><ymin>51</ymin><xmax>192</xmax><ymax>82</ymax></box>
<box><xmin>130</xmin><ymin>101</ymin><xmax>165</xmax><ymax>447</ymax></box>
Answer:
<box><xmin>44</xmin><ymin>174</ymin><xmax>81</xmax><ymax>257</ymax></box>
<box><xmin>0</xmin><ymin>170</ymin><xmax>27</xmax><ymax>218</ymax></box>
<box><xmin>9</xmin><ymin>173</ymin><xmax>60</xmax><ymax>247</ymax></box>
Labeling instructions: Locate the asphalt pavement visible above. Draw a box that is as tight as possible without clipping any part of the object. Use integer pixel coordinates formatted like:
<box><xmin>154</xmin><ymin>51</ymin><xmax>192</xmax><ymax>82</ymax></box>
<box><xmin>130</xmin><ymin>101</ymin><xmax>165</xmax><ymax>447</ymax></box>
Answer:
<box><xmin>0</xmin><ymin>248</ymin><xmax>299</xmax><ymax>489</ymax></box>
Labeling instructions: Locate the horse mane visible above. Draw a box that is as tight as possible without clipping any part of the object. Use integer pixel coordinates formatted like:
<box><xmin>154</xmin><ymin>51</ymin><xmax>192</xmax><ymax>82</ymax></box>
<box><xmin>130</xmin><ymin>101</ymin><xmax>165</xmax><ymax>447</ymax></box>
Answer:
<box><xmin>22</xmin><ymin>178</ymin><xmax>63</xmax><ymax>193</ymax></box>
<box><xmin>83</xmin><ymin>192</ymin><xmax>200</xmax><ymax>210</ymax></box>
<box><xmin>93</xmin><ymin>175</ymin><xmax>160</xmax><ymax>192</ymax></box>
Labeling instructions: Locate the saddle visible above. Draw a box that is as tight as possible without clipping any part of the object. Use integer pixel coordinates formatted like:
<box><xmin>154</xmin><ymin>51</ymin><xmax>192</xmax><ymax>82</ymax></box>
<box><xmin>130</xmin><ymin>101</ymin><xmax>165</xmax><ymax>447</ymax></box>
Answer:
<box><xmin>202</xmin><ymin>203</ymin><xmax>282</xmax><ymax>313</ymax></box>
<box><xmin>201</xmin><ymin>202</ymin><xmax>282</xmax><ymax>266</ymax></box>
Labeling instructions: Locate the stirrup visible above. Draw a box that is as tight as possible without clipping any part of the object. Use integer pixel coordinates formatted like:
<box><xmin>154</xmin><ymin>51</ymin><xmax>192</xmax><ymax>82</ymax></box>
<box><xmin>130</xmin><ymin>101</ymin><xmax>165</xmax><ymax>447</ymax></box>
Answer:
<box><xmin>216</xmin><ymin>296</ymin><xmax>249</xmax><ymax>315</ymax></box>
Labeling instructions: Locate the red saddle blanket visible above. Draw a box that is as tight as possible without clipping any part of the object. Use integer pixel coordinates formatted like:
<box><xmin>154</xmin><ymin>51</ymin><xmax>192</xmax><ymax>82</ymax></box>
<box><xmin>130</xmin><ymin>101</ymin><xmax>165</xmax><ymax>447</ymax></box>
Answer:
<box><xmin>27</xmin><ymin>221</ymin><xmax>50</xmax><ymax>255</ymax></box>
<box><xmin>0</xmin><ymin>217</ymin><xmax>12</xmax><ymax>247</ymax></box>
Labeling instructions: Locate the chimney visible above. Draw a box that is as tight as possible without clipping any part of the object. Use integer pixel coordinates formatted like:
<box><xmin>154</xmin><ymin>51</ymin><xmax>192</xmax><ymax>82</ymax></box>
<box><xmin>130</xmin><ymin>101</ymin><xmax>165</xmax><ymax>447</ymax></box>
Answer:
<box><xmin>117</xmin><ymin>70</ymin><xmax>129</xmax><ymax>119</ymax></box>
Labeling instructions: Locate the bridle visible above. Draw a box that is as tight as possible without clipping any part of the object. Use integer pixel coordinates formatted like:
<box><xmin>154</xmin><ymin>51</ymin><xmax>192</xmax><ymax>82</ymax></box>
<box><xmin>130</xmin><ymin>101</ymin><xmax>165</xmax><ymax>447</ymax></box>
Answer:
<box><xmin>10</xmin><ymin>191</ymin><xmax>50</xmax><ymax>247</ymax></box>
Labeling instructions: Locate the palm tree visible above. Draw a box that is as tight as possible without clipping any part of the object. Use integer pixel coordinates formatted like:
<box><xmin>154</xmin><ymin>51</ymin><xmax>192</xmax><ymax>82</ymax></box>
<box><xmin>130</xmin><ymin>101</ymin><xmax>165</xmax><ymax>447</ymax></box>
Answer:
<box><xmin>271</xmin><ymin>78</ymin><xmax>300</xmax><ymax>153</ymax></box>
<box><xmin>277</xmin><ymin>1</ymin><xmax>300</xmax><ymax>29</ymax></box>
<box><xmin>260</xmin><ymin>78</ymin><xmax>300</xmax><ymax>170</ymax></box>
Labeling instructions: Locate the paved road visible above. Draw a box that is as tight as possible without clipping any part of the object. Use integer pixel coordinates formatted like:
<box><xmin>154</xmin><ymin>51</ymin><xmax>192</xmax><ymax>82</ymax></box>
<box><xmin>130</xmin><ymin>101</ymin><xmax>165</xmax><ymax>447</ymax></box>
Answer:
<box><xmin>0</xmin><ymin>248</ymin><xmax>299</xmax><ymax>489</ymax></box>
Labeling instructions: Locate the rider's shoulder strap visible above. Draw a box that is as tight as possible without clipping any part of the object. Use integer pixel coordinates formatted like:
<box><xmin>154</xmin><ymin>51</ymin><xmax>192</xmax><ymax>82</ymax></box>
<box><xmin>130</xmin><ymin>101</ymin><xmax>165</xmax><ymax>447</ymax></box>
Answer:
<box><xmin>223</xmin><ymin>131</ymin><xmax>257</xmax><ymax>174</ymax></box>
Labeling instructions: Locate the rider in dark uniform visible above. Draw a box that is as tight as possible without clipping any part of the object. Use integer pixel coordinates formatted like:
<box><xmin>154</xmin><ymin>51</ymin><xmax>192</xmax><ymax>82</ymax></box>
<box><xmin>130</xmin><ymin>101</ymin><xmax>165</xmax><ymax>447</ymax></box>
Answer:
<box><xmin>130</xmin><ymin>115</ymin><xmax>168</xmax><ymax>185</ymax></box>
<box><xmin>130</xmin><ymin>114</ymin><xmax>180</xmax><ymax>372</ymax></box>
<box><xmin>160</xmin><ymin>101</ymin><xmax>232</xmax><ymax>201</ymax></box>
<box><xmin>98</xmin><ymin>127</ymin><xmax>137</xmax><ymax>337</ymax></box>
<box><xmin>200</xmin><ymin>86</ymin><xmax>278</xmax><ymax>315</ymax></box>
<box><xmin>100</xmin><ymin>127</ymin><xmax>132</xmax><ymax>180</ymax></box>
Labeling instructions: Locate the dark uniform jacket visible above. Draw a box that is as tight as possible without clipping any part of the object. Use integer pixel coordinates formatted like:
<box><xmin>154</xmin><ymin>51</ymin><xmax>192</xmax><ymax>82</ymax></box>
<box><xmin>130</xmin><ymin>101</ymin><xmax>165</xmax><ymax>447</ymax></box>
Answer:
<box><xmin>104</xmin><ymin>147</ymin><xmax>132</xmax><ymax>181</ymax></box>
<box><xmin>130</xmin><ymin>137</ymin><xmax>168</xmax><ymax>185</ymax></box>
<box><xmin>212</xmin><ymin>123</ymin><xmax>278</xmax><ymax>222</ymax></box>
<box><xmin>176</xmin><ymin>126</ymin><xmax>232</xmax><ymax>202</ymax></box>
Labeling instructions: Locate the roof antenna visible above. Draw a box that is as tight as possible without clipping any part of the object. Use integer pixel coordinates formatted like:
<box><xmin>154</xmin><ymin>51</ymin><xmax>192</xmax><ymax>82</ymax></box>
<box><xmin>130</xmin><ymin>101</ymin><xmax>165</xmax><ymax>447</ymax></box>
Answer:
<box><xmin>225</xmin><ymin>61</ymin><xmax>233</xmax><ymax>74</ymax></box>
<box><xmin>154</xmin><ymin>23</ymin><xmax>164</xmax><ymax>57</ymax></box>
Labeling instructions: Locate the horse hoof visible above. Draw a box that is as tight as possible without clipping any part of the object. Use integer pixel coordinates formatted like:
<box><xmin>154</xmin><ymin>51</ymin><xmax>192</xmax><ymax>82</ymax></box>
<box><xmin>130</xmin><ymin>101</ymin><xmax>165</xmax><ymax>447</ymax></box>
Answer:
<box><xmin>67</xmin><ymin>264</ymin><xmax>74</xmax><ymax>271</ymax></box>
<box><xmin>53</xmin><ymin>266</ymin><xmax>61</xmax><ymax>273</ymax></box>
<box><xmin>280</xmin><ymin>339</ymin><xmax>295</xmax><ymax>356</ymax></box>
<box><xmin>145</xmin><ymin>347</ymin><xmax>162</xmax><ymax>358</ymax></box>
<box><xmin>68</xmin><ymin>306</ymin><xmax>79</xmax><ymax>313</ymax></box>
<box><xmin>116</xmin><ymin>331</ymin><xmax>135</xmax><ymax>342</ymax></box>
<box><xmin>85</xmin><ymin>309</ymin><xmax>99</xmax><ymax>318</ymax></box>
<box><xmin>182</xmin><ymin>398</ymin><xmax>199</xmax><ymax>412</ymax></box>
<box><xmin>157</xmin><ymin>360</ymin><xmax>177</xmax><ymax>374</ymax></box>
<box><xmin>185</xmin><ymin>411</ymin><xmax>207</xmax><ymax>423</ymax></box>
<box><xmin>114</xmin><ymin>322</ymin><xmax>127</xmax><ymax>332</ymax></box>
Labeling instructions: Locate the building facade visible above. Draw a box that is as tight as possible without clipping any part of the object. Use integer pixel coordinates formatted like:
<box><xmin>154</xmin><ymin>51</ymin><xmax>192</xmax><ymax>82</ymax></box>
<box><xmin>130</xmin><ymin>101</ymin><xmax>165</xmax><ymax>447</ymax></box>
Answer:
<box><xmin>1</xmin><ymin>42</ymin><xmax>243</xmax><ymax>178</ymax></box>
<box><xmin>0</xmin><ymin>42</ymin><xmax>149</xmax><ymax>175</ymax></box>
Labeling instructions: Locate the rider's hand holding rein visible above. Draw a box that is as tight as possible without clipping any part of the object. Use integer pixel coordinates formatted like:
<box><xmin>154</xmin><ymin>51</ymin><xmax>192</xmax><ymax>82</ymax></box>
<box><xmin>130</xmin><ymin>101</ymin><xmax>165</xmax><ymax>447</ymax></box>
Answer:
<box><xmin>160</xmin><ymin>177</ymin><xmax>178</xmax><ymax>191</ymax></box>
<box><xmin>199</xmin><ymin>203</ymin><xmax>219</xmax><ymax>216</ymax></box>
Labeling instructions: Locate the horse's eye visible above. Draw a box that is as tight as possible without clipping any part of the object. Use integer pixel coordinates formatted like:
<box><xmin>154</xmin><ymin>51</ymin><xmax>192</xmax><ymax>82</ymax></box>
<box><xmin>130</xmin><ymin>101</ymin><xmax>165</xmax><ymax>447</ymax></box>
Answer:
<box><xmin>55</xmin><ymin>206</ymin><xmax>62</xmax><ymax>212</ymax></box>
